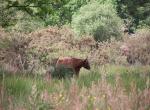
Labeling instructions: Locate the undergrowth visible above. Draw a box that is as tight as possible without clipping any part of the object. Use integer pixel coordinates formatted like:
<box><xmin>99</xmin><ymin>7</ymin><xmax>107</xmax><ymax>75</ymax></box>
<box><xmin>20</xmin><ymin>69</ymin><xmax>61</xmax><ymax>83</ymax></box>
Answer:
<box><xmin>0</xmin><ymin>65</ymin><xmax>150</xmax><ymax>110</ymax></box>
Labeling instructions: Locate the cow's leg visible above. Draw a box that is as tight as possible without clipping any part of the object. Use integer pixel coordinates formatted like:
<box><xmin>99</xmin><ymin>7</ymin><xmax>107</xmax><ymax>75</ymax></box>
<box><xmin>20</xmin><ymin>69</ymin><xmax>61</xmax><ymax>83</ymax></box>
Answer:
<box><xmin>45</xmin><ymin>70</ymin><xmax>51</xmax><ymax>81</ymax></box>
<box><xmin>76</xmin><ymin>72</ymin><xmax>79</xmax><ymax>77</ymax></box>
<box><xmin>75</xmin><ymin>68</ymin><xmax>80</xmax><ymax>77</ymax></box>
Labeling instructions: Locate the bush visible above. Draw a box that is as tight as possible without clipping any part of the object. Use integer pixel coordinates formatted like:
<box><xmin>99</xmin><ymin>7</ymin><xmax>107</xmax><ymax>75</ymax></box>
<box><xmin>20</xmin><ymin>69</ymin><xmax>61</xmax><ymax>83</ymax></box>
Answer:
<box><xmin>8</xmin><ymin>17</ymin><xmax>45</xmax><ymax>33</ymax></box>
<box><xmin>138</xmin><ymin>16</ymin><xmax>150</xmax><ymax>29</ymax></box>
<box><xmin>88</xmin><ymin>38</ymin><xmax>124</xmax><ymax>65</ymax></box>
<box><xmin>71</xmin><ymin>1</ymin><xmax>123</xmax><ymax>41</ymax></box>
<box><xmin>0</xmin><ymin>32</ymin><xmax>31</xmax><ymax>73</ymax></box>
<box><xmin>124</xmin><ymin>29</ymin><xmax>150</xmax><ymax>65</ymax></box>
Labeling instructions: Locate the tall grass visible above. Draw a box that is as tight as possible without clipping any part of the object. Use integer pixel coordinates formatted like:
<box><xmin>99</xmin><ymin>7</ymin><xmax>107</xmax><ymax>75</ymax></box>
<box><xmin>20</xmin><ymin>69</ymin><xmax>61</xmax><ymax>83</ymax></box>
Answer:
<box><xmin>0</xmin><ymin>65</ymin><xmax>150</xmax><ymax>110</ymax></box>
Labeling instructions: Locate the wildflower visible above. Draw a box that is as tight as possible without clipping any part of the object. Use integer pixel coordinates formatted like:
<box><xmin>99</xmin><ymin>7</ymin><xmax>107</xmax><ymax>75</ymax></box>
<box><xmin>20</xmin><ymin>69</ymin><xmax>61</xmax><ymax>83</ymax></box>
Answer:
<box><xmin>93</xmin><ymin>96</ymin><xmax>96</xmax><ymax>100</ymax></box>
<box><xmin>102</xmin><ymin>94</ymin><xmax>106</xmax><ymax>98</ymax></box>
<box><xmin>59</xmin><ymin>93</ymin><xmax>62</xmax><ymax>98</ymax></box>
<box><xmin>41</xmin><ymin>90</ymin><xmax>49</xmax><ymax>102</ymax></box>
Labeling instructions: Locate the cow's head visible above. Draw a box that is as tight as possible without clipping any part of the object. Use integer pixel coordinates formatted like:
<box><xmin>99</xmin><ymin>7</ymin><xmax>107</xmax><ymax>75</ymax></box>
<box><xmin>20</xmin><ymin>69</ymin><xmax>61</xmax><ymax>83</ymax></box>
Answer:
<box><xmin>83</xmin><ymin>58</ymin><xmax>90</xmax><ymax>70</ymax></box>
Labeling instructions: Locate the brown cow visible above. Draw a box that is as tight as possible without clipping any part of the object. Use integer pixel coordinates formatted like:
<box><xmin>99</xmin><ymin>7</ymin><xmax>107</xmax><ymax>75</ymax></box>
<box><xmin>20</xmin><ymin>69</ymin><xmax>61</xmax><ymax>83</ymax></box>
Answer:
<box><xmin>55</xmin><ymin>57</ymin><xmax>90</xmax><ymax>77</ymax></box>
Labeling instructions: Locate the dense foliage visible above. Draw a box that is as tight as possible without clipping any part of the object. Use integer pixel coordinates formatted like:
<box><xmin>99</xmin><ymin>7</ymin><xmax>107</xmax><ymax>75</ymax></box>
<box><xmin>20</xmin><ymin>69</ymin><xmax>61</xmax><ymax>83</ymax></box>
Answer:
<box><xmin>116</xmin><ymin>0</ymin><xmax>150</xmax><ymax>32</ymax></box>
<box><xmin>0</xmin><ymin>0</ymin><xmax>150</xmax><ymax>38</ymax></box>
<box><xmin>71</xmin><ymin>1</ymin><xmax>123</xmax><ymax>41</ymax></box>
<box><xmin>0</xmin><ymin>1</ymin><xmax>16</xmax><ymax>27</ymax></box>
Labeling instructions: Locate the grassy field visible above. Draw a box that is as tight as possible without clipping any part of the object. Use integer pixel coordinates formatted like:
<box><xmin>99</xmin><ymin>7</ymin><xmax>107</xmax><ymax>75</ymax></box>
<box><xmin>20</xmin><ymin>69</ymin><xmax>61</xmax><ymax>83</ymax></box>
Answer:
<box><xmin>0</xmin><ymin>27</ymin><xmax>150</xmax><ymax>110</ymax></box>
<box><xmin>0</xmin><ymin>65</ymin><xmax>150</xmax><ymax>110</ymax></box>
<box><xmin>1</xmin><ymin>0</ymin><xmax>150</xmax><ymax>109</ymax></box>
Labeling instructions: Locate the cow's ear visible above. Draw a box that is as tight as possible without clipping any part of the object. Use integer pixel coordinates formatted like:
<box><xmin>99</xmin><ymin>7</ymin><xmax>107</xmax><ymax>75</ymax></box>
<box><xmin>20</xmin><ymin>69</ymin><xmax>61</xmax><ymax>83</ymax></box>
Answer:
<box><xmin>84</xmin><ymin>57</ymin><xmax>88</xmax><ymax>62</ymax></box>
<box><xmin>86</xmin><ymin>56</ymin><xmax>88</xmax><ymax>60</ymax></box>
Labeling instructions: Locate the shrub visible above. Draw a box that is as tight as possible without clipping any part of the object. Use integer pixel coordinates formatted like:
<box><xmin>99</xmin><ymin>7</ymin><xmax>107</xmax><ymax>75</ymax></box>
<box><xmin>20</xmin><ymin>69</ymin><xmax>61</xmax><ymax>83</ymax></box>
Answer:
<box><xmin>138</xmin><ymin>16</ymin><xmax>150</xmax><ymax>29</ymax></box>
<box><xmin>71</xmin><ymin>1</ymin><xmax>123</xmax><ymax>41</ymax></box>
<box><xmin>124</xmin><ymin>29</ymin><xmax>150</xmax><ymax>65</ymax></box>
<box><xmin>27</xmin><ymin>26</ymin><xmax>77</xmax><ymax>74</ymax></box>
<box><xmin>0</xmin><ymin>32</ymin><xmax>31</xmax><ymax>73</ymax></box>
<box><xmin>8</xmin><ymin>17</ymin><xmax>45</xmax><ymax>33</ymax></box>
<box><xmin>88</xmin><ymin>39</ymin><xmax>124</xmax><ymax>65</ymax></box>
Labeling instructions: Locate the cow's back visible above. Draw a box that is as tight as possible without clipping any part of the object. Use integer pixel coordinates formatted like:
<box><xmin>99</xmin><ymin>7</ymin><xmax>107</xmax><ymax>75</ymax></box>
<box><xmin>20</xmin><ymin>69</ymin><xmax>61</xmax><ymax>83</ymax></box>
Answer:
<box><xmin>56</xmin><ymin>57</ymin><xmax>73</xmax><ymax>68</ymax></box>
<box><xmin>56</xmin><ymin>57</ymin><xmax>83</xmax><ymax>69</ymax></box>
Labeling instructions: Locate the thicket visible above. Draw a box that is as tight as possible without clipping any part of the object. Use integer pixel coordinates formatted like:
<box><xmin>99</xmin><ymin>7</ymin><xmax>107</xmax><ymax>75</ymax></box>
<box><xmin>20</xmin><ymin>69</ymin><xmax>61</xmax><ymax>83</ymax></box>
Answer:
<box><xmin>124</xmin><ymin>29</ymin><xmax>150</xmax><ymax>65</ymax></box>
<box><xmin>0</xmin><ymin>29</ymin><xmax>31</xmax><ymax>73</ymax></box>
<box><xmin>116</xmin><ymin>0</ymin><xmax>150</xmax><ymax>32</ymax></box>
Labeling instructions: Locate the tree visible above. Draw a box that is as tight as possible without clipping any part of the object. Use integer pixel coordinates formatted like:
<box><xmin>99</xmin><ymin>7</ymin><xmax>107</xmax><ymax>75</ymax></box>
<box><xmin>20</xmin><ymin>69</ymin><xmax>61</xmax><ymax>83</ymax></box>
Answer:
<box><xmin>71</xmin><ymin>1</ymin><xmax>123</xmax><ymax>41</ymax></box>
<box><xmin>0</xmin><ymin>0</ymin><xmax>17</xmax><ymax>27</ymax></box>
<box><xmin>116</xmin><ymin>0</ymin><xmax>150</xmax><ymax>32</ymax></box>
